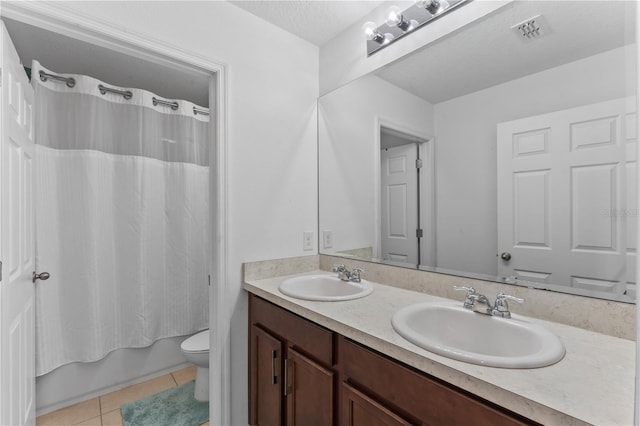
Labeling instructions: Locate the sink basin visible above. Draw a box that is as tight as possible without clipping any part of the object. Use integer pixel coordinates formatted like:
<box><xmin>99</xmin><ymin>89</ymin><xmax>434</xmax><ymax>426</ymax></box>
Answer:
<box><xmin>391</xmin><ymin>302</ymin><xmax>565</xmax><ymax>368</ymax></box>
<box><xmin>279</xmin><ymin>275</ymin><xmax>373</xmax><ymax>301</ymax></box>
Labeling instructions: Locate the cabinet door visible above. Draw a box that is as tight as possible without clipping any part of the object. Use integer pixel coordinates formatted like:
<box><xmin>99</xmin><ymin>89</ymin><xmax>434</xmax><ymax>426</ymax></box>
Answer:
<box><xmin>285</xmin><ymin>348</ymin><xmax>334</xmax><ymax>426</ymax></box>
<box><xmin>250</xmin><ymin>325</ymin><xmax>282</xmax><ymax>426</ymax></box>
<box><xmin>341</xmin><ymin>383</ymin><xmax>414</xmax><ymax>426</ymax></box>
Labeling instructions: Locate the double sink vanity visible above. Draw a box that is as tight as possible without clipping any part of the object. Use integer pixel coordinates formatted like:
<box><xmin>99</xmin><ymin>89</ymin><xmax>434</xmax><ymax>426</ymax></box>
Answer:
<box><xmin>280</xmin><ymin>265</ymin><xmax>564</xmax><ymax>370</ymax></box>
<box><xmin>244</xmin><ymin>256</ymin><xmax>635</xmax><ymax>425</ymax></box>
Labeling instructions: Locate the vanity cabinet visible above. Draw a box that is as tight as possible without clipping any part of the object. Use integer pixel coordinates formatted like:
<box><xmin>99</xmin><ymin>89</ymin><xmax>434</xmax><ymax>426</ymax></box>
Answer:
<box><xmin>248</xmin><ymin>294</ymin><xmax>537</xmax><ymax>426</ymax></box>
<box><xmin>249</xmin><ymin>294</ymin><xmax>335</xmax><ymax>426</ymax></box>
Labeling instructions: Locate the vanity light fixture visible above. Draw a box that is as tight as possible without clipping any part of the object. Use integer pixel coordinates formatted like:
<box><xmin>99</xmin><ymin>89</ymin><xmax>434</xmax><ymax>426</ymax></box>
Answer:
<box><xmin>363</xmin><ymin>0</ymin><xmax>470</xmax><ymax>56</ymax></box>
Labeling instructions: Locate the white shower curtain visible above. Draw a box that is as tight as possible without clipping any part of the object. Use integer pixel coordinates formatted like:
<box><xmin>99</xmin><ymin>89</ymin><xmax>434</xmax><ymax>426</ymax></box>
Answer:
<box><xmin>32</xmin><ymin>61</ymin><xmax>209</xmax><ymax>376</ymax></box>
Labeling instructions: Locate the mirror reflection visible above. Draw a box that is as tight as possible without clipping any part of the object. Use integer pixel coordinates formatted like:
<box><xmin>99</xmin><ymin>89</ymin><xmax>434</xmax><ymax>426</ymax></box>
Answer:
<box><xmin>318</xmin><ymin>1</ymin><xmax>637</xmax><ymax>303</ymax></box>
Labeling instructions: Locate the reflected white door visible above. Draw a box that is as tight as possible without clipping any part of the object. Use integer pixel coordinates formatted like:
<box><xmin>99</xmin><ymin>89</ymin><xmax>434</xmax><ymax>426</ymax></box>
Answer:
<box><xmin>497</xmin><ymin>98</ymin><xmax>636</xmax><ymax>299</ymax></box>
<box><xmin>0</xmin><ymin>22</ymin><xmax>36</xmax><ymax>426</ymax></box>
<box><xmin>381</xmin><ymin>144</ymin><xmax>418</xmax><ymax>264</ymax></box>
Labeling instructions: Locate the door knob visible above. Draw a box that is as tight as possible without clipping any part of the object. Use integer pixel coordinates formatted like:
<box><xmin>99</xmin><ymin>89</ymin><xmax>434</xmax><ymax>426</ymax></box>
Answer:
<box><xmin>32</xmin><ymin>271</ymin><xmax>50</xmax><ymax>283</ymax></box>
<box><xmin>500</xmin><ymin>252</ymin><xmax>512</xmax><ymax>261</ymax></box>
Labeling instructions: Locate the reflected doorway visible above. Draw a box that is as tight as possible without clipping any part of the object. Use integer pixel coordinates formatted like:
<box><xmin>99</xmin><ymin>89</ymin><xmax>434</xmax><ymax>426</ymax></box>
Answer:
<box><xmin>380</xmin><ymin>127</ymin><xmax>434</xmax><ymax>266</ymax></box>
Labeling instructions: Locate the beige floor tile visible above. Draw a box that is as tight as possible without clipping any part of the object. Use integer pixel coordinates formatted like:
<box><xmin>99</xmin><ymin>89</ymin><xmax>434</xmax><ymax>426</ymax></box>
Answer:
<box><xmin>199</xmin><ymin>422</ymin><xmax>210</xmax><ymax>426</ymax></box>
<box><xmin>74</xmin><ymin>415</ymin><xmax>102</xmax><ymax>426</ymax></box>
<box><xmin>36</xmin><ymin>398</ymin><xmax>100</xmax><ymax>426</ymax></box>
<box><xmin>99</xmin><ymin>374</ymin><xmax>176</xmax><ymax>413</ymax></box>
<box><xmin>102</xmin><ymin>409</ymin><xmax>123</xmax><ymax>426</ymax></box>
<box><xmin>171</xmin><ymin>365</ymin><xmax>197</xmax><ymax>385</ymax></box>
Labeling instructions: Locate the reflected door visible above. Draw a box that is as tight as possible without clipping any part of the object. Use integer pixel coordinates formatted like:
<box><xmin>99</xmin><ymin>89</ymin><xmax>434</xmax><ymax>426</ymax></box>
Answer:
<box><xmin>0</xmin><ymin>22</ymin><xmax>36</xmax><ymax>426</ymax></box>
<box><xmin>497</xmin><ymin>98</ymin><xmax>636</xmax><ymax>299</ymax></box>
<box><xmin>381</xmin><ymin>144</ymin><xmax>419</xmax><ymax>264</ymax></box>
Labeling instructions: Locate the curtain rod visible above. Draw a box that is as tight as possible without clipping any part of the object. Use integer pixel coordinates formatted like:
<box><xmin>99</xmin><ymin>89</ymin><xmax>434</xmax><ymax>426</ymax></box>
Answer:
<box><xmin>39</xmin><ymin>70</ymin><xmax>210</xmax><ymax>116</ymax></box>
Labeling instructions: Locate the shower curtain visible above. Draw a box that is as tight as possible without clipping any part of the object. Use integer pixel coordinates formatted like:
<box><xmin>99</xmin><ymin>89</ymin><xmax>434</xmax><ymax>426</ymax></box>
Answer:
<box><xmin>32</xmin><ymin>61</ymin><xmax>209</xmax><ymax>376</ymax></box>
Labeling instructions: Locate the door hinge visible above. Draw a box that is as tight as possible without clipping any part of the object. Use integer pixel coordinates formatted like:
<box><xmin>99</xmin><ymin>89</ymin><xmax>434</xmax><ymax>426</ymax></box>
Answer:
<box><xmin>416</xmin><ymin>159</ymin><xmax>423</xmax><ymax>169</ymax></box>
<box><xmin>208</xmin><ymin>274</ymin><xmax>210</xmax><ymax>286</ymax></box>
<box><xmin>416</xmin><ymin>229</ymin><xmax>423</xmax><ymax>238</ymax></box>
<box><xmin>0</xmin><ymin>260</ymin><xmax>2</xmax><ymax>282</ymax></box>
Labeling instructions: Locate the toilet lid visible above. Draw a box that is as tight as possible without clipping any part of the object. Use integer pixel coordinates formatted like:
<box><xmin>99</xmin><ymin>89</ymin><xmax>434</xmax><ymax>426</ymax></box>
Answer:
<box><xmin>181</xmin><ymin>329</ymin><xmax>209</xmax><ymax>353</ymax></box>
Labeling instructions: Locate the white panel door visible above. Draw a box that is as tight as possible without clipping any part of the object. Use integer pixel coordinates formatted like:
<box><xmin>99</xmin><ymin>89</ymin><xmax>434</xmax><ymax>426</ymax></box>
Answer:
<box><xmin>497</xmin><ymin>98</ymin><xmax>634</xmax><ymax>299</ymax></box>
<box><xmin>381</xmin><ymin>144</ymin><xmax>418</xmax><ymax>264</ymax></box>
<box><xmin>0</xmin><ymin>22</ymin><xmax>36</xmax><ymax>426</ymax></box>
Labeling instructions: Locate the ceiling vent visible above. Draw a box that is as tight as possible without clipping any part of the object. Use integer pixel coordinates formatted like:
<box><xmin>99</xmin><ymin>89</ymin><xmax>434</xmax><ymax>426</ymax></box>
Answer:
<box><xmin>511</xmin><ymin>15</ymin><xmax>549</xmax><ymax>42</ymax></box>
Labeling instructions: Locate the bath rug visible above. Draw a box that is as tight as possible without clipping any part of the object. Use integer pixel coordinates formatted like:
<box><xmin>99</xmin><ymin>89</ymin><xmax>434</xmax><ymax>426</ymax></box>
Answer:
<box><xmin>121</xmin><ymin>380</ymin><xmax>209</xmax><ymax>426</ymax></box>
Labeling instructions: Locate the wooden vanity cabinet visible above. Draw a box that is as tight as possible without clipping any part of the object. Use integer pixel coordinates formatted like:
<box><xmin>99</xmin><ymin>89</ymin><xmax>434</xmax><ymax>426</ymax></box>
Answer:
<box><xmin>249</xmin><ymin>295</ymin><xmax>538</xmax><ymax>426</ymax></box>
<box><xmin>249</xmin><ymin>294</ymin><xmax>335</xmax><ymax>426</ymax></box>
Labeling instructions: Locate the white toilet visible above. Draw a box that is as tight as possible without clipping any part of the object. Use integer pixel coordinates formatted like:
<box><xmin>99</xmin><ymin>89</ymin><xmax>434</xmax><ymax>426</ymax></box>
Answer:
<box><xmin>180</xmin><ymin>329</ymin><xmax>209</xmax><ymax>401</ymax></box>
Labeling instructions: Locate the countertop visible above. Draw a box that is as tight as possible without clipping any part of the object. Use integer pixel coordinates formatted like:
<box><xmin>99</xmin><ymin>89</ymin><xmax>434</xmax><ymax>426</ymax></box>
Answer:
<box><xmin>243</xmin><ymin>270</ymin><xmax>635</xmax><ymax>426</ymax></box>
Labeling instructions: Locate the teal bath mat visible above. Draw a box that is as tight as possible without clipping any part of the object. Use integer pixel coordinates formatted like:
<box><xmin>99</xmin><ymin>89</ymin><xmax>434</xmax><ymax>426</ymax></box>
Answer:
<box><xmin>121</xmin><ymin>380</ymin><xmax>209</xmax><ymax>426</ymax></box>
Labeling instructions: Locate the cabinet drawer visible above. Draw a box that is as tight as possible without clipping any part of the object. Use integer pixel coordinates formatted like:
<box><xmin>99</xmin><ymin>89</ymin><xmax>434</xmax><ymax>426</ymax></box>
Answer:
<box><xmin>341</xmin><ymin>337</ymin><xmax>538</xmax><ymax>426</ymax></box>
<box><xmin>341</xmin><ymin>383</ymin><xmax>415</xmax><ymax>426</ymax></box>
<box><xmin>250</xmin><ymin>295</ymin><xmax>334</xmax><ymax>367</ymax></box>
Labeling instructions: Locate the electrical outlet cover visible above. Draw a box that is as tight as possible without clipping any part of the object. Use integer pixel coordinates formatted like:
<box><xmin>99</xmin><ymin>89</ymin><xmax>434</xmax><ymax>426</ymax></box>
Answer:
<box><xmin>303</xmin><ymin>231</ymin><xmax>314</xmax><ymax>251</ymax></box>
<box><xmin>323</xmin><ymin>230</ymin><xmax>333</xmax><ymax>249</ymax></box>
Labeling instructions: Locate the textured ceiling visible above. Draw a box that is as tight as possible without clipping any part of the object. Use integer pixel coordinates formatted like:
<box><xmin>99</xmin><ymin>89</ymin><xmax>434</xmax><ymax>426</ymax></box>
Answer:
<box><xmin>229</xmin><ymin>0</ymin><xmax>385</xmax><ymax>46</ymax></box>
<box><xmin>376</xmin><ymin>1</ymin><xmax>635</xmax><ymax>103</ymax></box>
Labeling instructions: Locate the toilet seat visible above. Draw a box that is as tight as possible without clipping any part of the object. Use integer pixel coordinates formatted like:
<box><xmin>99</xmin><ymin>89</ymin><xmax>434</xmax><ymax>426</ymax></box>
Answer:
<box><xmin>181</xmin><ymin>329</ymin><xmax>209</xmax><ymax>353</ymax></box>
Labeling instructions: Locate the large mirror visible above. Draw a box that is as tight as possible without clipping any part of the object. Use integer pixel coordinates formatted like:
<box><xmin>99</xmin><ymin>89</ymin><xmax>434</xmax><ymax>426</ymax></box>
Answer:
<box><xmin>319</xmin><ymin>0</ymin><xmax>638</xmax><ymax>303</ymax></box>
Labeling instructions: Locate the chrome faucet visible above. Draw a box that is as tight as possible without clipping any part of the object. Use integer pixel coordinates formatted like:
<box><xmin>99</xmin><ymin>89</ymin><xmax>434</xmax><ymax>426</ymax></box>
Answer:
<box><xmin>332</xmin><ymin>264</ymin><xmax>364</xmax><ymax>283</ymax></box>
<box><xmin>453</xmin><ymin>286</ymin><xmax>524</xmax><ymax>318</ymax></box>
<box><xmin>468</xmin><ymin>292</ymin><xmax>494</xmax><ymax>315</ymax></box>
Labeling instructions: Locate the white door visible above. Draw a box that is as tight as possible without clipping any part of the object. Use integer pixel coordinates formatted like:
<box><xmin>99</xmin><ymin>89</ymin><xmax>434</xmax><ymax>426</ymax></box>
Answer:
<box><xmin>381</xmin><ymin>144</ymin><xmax>419</xmax><ymax>264</ymax></box>
<box><xmin>497</xmin><ymin>98</ymin><xmax>635</xmax><ymax>299</ymax></box>
<box><xmin>0</xmin><ymin>22</ymin><xmax>36</xmax><ymax>426</ymax></box>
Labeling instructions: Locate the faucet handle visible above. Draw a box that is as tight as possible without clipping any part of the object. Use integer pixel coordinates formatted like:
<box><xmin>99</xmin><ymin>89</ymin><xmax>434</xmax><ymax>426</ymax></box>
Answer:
<box><xmin>453</xmin><ymin>285</ymin><xmax>475</xmax><ymax>295</ymax></box>
<box><xmin>453</xmin><ymin>286</ymin><xmax>476</xmax><ymax>309</ymax></box>
<box><xmin>492</xmin><ymin>293</ymin><xmax>524</xmax><ymax>318</ymax></box>
<box><xmin>332</xmin><ymin>264</ymin><xmax>346</xmax><ymax>273</ymax></box>
<box><xmin>350</xmin><ymin>268</ymin><xmax>364</xmax><ymax>282</ymax></box>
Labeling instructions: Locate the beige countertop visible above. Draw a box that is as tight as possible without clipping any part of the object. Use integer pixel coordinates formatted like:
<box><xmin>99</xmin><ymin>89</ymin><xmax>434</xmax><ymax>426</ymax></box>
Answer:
<box><xmin>244</xmin><ymin>270</ymin><xmax>635</xmax><ymax>426</ymax></box>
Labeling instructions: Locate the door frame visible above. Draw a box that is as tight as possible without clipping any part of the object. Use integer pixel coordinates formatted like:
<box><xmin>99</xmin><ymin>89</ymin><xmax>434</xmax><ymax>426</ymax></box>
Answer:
<box><xmin>0</xmin><ymin>3</ymin><xmax>230</xmax><ymax>424</ymax></box>
<box><xmin>374</xmin><ymin>117</ymin><xmax>434</xmax><ymax>265</ymax></box>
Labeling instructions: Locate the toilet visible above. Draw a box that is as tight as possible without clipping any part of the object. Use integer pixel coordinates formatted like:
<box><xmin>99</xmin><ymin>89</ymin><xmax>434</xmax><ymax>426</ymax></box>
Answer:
<box><xmin>180</xmin><ymin>329</ymin><xmax>209</xmax><ymax>401</ymax></box>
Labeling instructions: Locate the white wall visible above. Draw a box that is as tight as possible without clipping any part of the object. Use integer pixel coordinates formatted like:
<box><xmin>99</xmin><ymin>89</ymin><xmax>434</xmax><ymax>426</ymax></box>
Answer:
<box><xmin>31</xmin><ymin>2</ymin><xmax>319</xmax><ymax>424</ymax></box>
<box><xmin>319</xmin><ymin>74</ymin><xmax>433</xmax><ymax>256</ymax></box>
<box><xmin>434</xmin><ymin>45</ymin><xmax>637</xmax><ymax>276</ymax></box>
<box><xmin>319</xmin><ymin>0</ymin><xmax>511</xmax><ymax>95</ymax></box>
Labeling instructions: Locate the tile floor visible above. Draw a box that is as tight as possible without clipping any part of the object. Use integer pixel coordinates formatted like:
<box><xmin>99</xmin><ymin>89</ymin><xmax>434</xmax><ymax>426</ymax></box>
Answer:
<box><xmin>36</xmin><ymin>365</ymin><xmax>210</xmax><ymax>426</ymax></box>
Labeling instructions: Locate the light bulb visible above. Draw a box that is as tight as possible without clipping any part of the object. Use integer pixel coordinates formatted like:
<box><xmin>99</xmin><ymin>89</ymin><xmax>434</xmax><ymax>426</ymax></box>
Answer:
<box><xmin>362</xmin><ymin>21</ymin><xmax>378</xmax><ymax>41</ymax></box>
<box><xmin>385</xmin><ymin>5</ymin><xmax>412</xmax><ymax>31</ymax></box>
<box><xmin>385</xmin><ymin>6</ymin><xmax>403</xmax><ymax>27</ymax></box>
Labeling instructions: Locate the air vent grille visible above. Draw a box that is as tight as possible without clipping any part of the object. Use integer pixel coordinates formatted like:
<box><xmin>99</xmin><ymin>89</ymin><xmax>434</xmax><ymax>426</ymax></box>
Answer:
<box><xmin>511</xmin><ymin>15</ymin><xmax>549</xmax><ymax>42</ymax></box>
